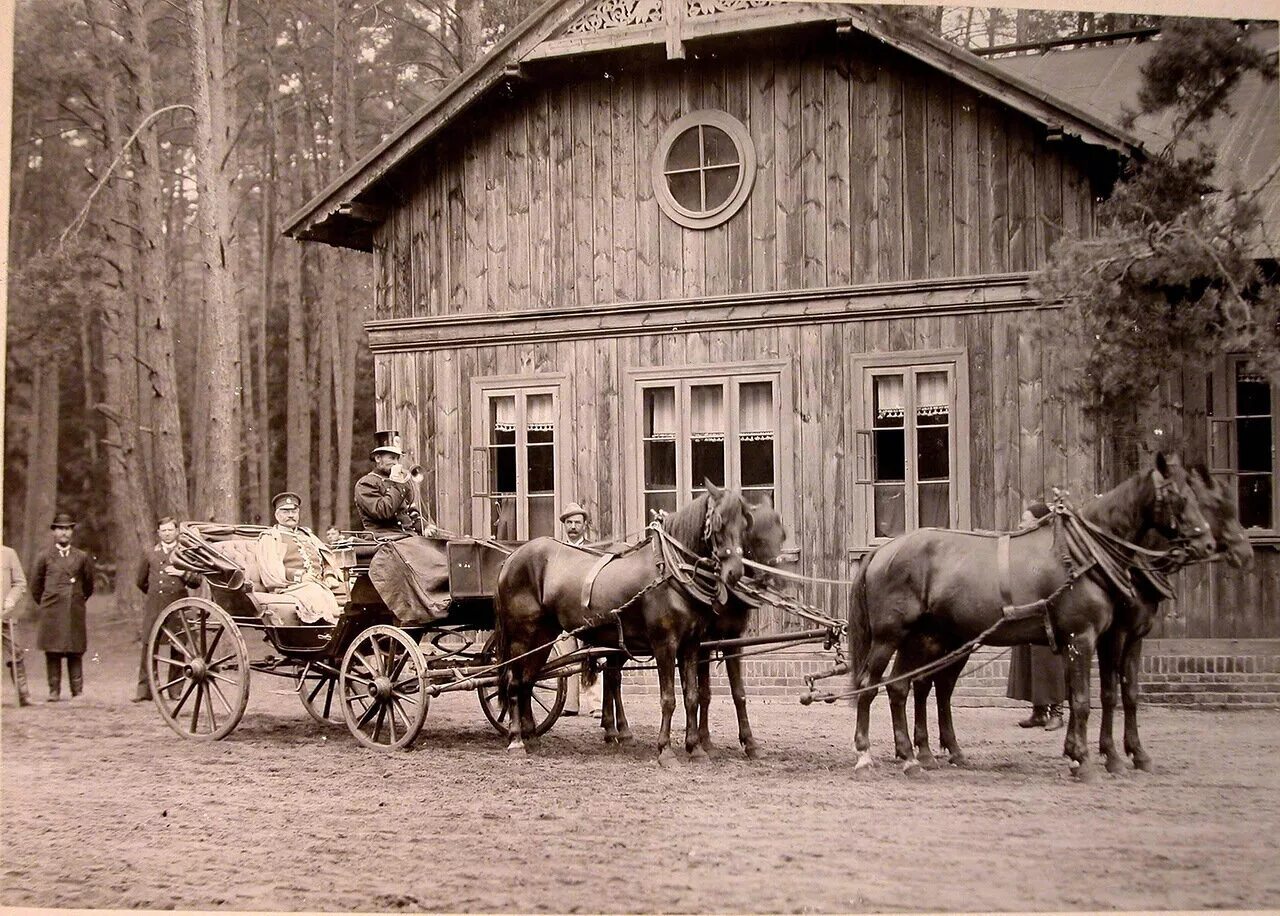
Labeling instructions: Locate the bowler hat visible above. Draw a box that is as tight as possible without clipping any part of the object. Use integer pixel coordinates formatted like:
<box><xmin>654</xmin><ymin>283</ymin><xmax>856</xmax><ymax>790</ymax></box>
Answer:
<box><xmin>559</xmin><ymin>502</ymin><xmax>589</xmax><ymax>523</ymax></box>
<box><xmin>271</xmin><ymin>492</ymin><xmax>303</xmax><ymax>511</ymax></box>
<box><xmin>371</xmin><ymin>429</ymin><xmax>403</xmax><ymax>458</ymax></box>
<box><xmin>50</xmin><ymin>511</ymin><xmax>77</xmax><ymax>529</ymax></box>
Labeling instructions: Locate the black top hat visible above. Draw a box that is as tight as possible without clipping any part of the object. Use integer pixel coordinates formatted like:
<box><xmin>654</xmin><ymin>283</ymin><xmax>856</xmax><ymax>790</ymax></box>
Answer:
<box><xmin>372</xmin><ymin>430</ymin><xmax>403</xmax><ymax>458</ymax></box>
<box><xmin>50</xmin><ymin>511</ymin><xmax>77</xmax><ymax>529</ymax></box>
<box><xmin>271</xmin><ymin>492</ymin><xmax>303</xmax><ymax>511</ymax></box>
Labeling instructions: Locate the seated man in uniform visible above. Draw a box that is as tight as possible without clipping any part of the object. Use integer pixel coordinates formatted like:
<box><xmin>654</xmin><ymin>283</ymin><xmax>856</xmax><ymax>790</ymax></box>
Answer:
<box><xmin>355</xmin><ymin>430</ymin><xmax>437</xmax><ymax>536</ymax></box>
<box><xmin>255</xmin><ymin>492</ymin><xmax>349</xmax><ymax>625</ymax></box>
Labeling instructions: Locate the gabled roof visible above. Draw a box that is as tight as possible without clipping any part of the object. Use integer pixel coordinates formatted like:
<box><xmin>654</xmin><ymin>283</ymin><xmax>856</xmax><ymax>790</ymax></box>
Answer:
<box><xmin>990</xmin><ymin>23</ymin><xmax>1279</xmax><ymax>255</ymax></box>
<box><xmin>283</xmin><ymin>1</ymin><xmax>1144</xmax><ymax>251</ymax></box>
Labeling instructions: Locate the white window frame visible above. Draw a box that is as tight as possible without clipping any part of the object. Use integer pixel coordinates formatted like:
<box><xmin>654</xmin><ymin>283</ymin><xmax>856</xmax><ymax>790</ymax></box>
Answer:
<box><xmin>851</xmin><ymin>349</ymin><xmax>971</xmax><ymax>546</ymax></box>
<box><xmin>469</xmin><ymin>374</ymin><xmax>566</xmax><ymax>540</ymax></box>
<box><xmin>623</xmin><ymin>361</ymin><xmax>792</xmax><ymax>533</ymax></box>
<box><xmin>1208</xmin><ymin>355</ymin><xmax>1278</xmax><ymax>537</ymax></box>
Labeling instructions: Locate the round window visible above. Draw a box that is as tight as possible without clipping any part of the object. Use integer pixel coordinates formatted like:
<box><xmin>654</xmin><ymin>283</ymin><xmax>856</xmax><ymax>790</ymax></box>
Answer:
<box><xmin>652</xmin><ymin>110</ymin><xmax>756</xmax><ymax>230</ymax></box>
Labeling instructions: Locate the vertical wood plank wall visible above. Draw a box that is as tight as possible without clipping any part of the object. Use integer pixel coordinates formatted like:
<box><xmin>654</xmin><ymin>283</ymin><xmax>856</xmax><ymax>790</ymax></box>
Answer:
<box><xmin>367</xmin><ymin>34</ymin><xmax>1277</xmax><ymax>639</ymax></box>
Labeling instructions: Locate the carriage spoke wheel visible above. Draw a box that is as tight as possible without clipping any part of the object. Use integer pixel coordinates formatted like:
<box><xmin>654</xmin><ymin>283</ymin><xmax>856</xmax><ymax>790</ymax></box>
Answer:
<box><xmin>298</xmin><ymin>663</ymin><xmax>343</xmax><ymax>727</ymax></box>
<box><xmin>148</xmin><ymin>598</ymin><xmax>250</xmax><ymax>741</ymax></box>
<box><xmin>339</xmin><ymin>625</ymin><xmax>428</xmax><ymax>751</ymax></box>
<box><xmin>477</xmin><ymin>633</ymin><xmax>568</xmax><ymax>738</ymax></box>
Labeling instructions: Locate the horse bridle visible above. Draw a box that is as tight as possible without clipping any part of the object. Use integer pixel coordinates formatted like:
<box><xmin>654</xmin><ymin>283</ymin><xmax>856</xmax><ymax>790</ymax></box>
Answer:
<box><xmin>701</xmin><ymin>496</ymin><xmax>746</xmax><ymax>566</ymax></box>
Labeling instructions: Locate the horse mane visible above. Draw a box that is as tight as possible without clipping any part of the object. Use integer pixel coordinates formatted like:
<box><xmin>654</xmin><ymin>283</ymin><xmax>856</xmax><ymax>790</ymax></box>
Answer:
<box><xmin>662</xmin><ymin>491</ymin><xmax>712</xmax><ymax>554</ymax></box>
<box><xmin>1079</xmin><ymin>468</ymin><xmax>1155</xmax><ymax>541</ymax></box>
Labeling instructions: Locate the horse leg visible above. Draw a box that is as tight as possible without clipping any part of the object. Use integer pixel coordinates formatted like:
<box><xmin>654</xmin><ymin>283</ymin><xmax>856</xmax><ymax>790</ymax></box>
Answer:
<box><xmin>609</xmin><ymin>658</ymin><xmax>635</xmax><ymax>745</ymax></box>
<box><xmin>726</xmin><ymin>653</ymin><xmax>760</xmax><ymax>760</ymax></box>
<box><xmin>696</xmin><ymin>647</ymin><xmax>714</xmax><ymax>755</ymax></box>
<box><xmin>600</xmin><ymin>657</ymin><xmax>619</xmax><ymax>744</ymax></box>
<box><xmin>886</xmin><ymin>672</ymin><xmax>924</xmax><ymax>777</ymax></box>
<box><xmin>1063</xmin><ymin>630</ymin><xmax>1098</xmax><ymax>782</ymax></box>
<box><xmin>853</xmin><ymin>639</ymin><xmax>898</xmax><ymax>773</ymax></box>
<box><xmin>933</xmin><ymin>655</ymin><xmax>969</xmax><ymax>767</ymax></box>
<box><xmin>1122</xmin><ymin>634</ymin><xmax>1153</xmax><ymax>772</ymax></box>
<box><xmin>681</xmin><ymin>643</ymin><xmax>708</xmax><ymax>761</ymax></box>
<box><xmin>1096</xmin><ymin>629</ymin><xmax>1125</xmax><ymax>775</ymax></box>
<box><xmin>902</xmin><ymin>648</ymin><xmax>938</xmax><ymax>769</ymax></box>
<box><xmin>653</xmin><ymin>640</ymin><xmax>681</xmax><ymax>767</ymax></box>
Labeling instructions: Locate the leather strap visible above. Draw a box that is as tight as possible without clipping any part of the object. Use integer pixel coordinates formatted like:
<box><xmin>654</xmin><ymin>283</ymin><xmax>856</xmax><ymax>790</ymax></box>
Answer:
<box><xmin>997</xmin><ymin>534</ymin><xmax>1013</xmax><ymax>613</ymax></box>
<box><xmin>579</xmin><ymin>553</ymin><xmax>615</xmax><ymax>616</ymax></box>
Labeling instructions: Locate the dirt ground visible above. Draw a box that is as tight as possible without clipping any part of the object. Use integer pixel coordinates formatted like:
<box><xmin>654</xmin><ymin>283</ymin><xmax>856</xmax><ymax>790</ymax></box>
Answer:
<box><xmin>2</xmin><ymin>597</ymin><xmax>1279</xmax><ymax>913</ymax></box>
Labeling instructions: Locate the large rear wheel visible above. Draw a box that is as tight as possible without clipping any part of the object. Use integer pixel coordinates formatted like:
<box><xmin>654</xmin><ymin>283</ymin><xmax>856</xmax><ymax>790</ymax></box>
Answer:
<box><xmin>298</xmin><ymin>663</ymin><xmax>342</xmax><ymax>726</ymax></box>
<box><xmin>338</xmin><ymin>625</ymin><xmax>428</xmax><ymax>750</ymax></box>
<box><xmin>148</xmin><ymin>598</ymin><xmax>250</xmax><ymax>741</ymax></box>
<box><xmin>477</xmin><ymin>632</ymin><xmax>568</xmax><ymax>738</ymax></box>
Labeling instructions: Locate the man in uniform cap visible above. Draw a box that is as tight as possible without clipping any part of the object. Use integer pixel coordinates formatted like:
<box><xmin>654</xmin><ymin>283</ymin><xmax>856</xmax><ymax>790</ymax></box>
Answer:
<box><xmin>253</xmin><ymin>493</ymin><xmax>349</xmax><ymax>625</ymax></box>
<box><xmin>354</xmin><ymin>430</ymin><xmax>435</xmax><ymax>536</ymax></box>
<box><xmin>133</xmin><ymin>517</ymin><xmax>202</xmax><ymax>701</ymax></box>
<box><xmin>30</xmin><ymin>512</ymin><xmax>96</xmax><ymax>702</ymax></box>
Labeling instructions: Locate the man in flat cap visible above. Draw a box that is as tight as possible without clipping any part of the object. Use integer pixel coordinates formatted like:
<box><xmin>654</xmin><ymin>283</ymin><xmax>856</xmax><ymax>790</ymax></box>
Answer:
<box><xmin>30</xmin><ymin>512</ymin><xmax>96</xmax><ymax>702</ymax></box>
<box><xmin>355</xmin><ymin>430</ymin><xmax>435</xmax><ymax>536</ymax></box>
<box><xmin>254</xmin><ymin>493</ymin><xmax>349</xmax><ymax>625</ymax></box>
<box><xmin>553</xmin><ymin>502</ymin><xmax>603</xmax><ymax>717</ymax></box>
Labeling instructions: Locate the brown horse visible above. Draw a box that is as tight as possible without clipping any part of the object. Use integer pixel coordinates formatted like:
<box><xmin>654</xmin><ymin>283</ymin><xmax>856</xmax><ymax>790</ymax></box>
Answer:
<box><xmin>900</xmin><ymin>464</ymin><xmax>1251</xmax><ymax>773</ymax></box>
<box><xmin>493</xmin><ymin>483</ymin><xmax>751</xmax><ymax>764</ymax></box>
<box><xmin>848</xmin><ymin>453</ymin><xmax>1216</xmax><ymax>780</ymax></box>
<box><xmin>692</xmin><ymin>499</ymin><xmax>787</xmax><ymax>759</ymax></box>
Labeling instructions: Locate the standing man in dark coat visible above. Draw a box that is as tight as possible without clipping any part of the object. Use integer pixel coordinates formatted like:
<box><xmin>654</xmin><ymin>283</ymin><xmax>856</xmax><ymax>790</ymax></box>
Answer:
<box><xmin>133</xmin><ymin>517</ymin><xmax>200</xmax><ymax>701</ymax></box>
<box><xmin>354</xmin><ymin>430</ymin><xmax>435</xmax><ymax>536</ymax></box>
<box><xmin>30</xmin><ymin>512</ymin><xmax>96</xmax><ymax>702</ymax></box>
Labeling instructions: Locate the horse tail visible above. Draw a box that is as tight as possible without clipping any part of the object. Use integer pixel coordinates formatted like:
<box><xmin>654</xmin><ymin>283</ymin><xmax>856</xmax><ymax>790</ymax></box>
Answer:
<box><xmin>493</xmin><ymin>558</ymin><xmax>514</xmax><ymax>709</ymax></box>
<box><xmin>847</xmin><ymin>549</ymin><xmax>875</xmax><ymax>689</ymax></box>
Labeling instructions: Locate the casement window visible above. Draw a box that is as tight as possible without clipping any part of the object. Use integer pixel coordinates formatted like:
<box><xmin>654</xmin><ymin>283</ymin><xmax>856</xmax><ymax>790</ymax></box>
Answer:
<box><xmin>626</xmin><ymin>363</ymin><xmax>789</xmax><ymax>528</ymax></box>
<box><xmin>853</xmin><ymin>350</ymin><xmax>970</xmax><ymax>544</ymax></box>
<box><xmin>470</xmin><ymin>377</ymin><xmax>563</xmax><ymax>540</ymax></box>
<box><xmin>1208</xmin><ymin>357</ymin><xmax>1277</xmax><ymax>534</ymax></box>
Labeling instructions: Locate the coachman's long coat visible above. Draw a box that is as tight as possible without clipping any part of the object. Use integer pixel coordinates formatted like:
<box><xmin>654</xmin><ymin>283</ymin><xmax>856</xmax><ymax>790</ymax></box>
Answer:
<box><xmin>30</xmin><ymin>546</ymin><xmax>95</xmax><ymax>654</ymax></box>
<box><xmin>135</xmin><ymin>544</ymin><xmax>198</xmax><ymax>640</ymax></box>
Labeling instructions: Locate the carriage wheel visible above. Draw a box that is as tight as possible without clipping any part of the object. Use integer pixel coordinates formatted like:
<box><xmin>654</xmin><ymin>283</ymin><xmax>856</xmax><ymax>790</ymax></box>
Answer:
<box><xmin>476</xmin><ymin>633</ymin><xmax>568</xmax><ymax>738</ymax></box>
<box><xmin>148</xmin><ymin>598</ymin><xmax>251</xmax><ymax>741</ymax></box>
<box><xmin>298</xmin><ymin>664</ymin><xmax>343</xmax><ymax>727</ymax></box>
<box><xmin>338</xmin><ymin>625</ymin><xmax>428</xmax><ymax>751</ymax></box>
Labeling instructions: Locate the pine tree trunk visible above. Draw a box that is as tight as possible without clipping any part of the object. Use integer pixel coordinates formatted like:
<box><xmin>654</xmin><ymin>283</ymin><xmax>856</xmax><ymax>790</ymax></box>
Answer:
<box><xmin>187</xmin><ymin>0</ymin><xmax>240</xmax><ymax>520</ymax></box>
<box><xmin>130</xmin><ymin>0</ymin><xmax>188</xmax><ymax>519</ymax></box>
<box><xmin>286</xmin><ymin>239</ymin><xmax>312</xmax><ymax>505</ymax></box>
<box><xmin>257</xmin><ymin>14</ymin><xmax>278</xmax><ymax>512</ymax></box>
<box><xmin>22</xmin><ymin>362</ymin><xmax>59</xmax><ymax>567</ymax></box>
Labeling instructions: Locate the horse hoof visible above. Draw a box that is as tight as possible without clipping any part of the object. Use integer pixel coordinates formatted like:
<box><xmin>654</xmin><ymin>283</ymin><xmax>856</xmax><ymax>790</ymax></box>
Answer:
<box><xmin>688</xmin><ymin>745</ymin><xmax>710</xmax><ymax>763</ymax></box>
<box><xmin>1133</xmin><ymin>756</ymin><xmax>1153</xmax><ymax>773</ymax></box>
<box><xmin>1071</xmin><ymin>763</ymin><xmax>1096</xmax><ymax>783</ymax></box>
<box><xmin>853</xmin><ymin>753</ymin><xmax>875</xmax><ymax>774</ymax></box>
<box><xmin>616</xmin><ymin>733</ymin><xmax>636</xmax><ymax>746</ymax></box>
<box><xmin>918</xmin><ymin>753</ymin><xmax>940</xmax><ymax>771</ymax></box>
<box><xmin>743</xmin><ymin>744</ymin><xmax>763</xmax><ymax>761</ymax></box>
<box><xmin>1105</xmin><ymin>756</ymin><xmax>1126</xmax><ymax>776</ymax></box>
<box><xmin>947</xmin><ymin>753</ymin><xmax>968</xmax><ymax>768</ymax></box>
<box><xmin>903</xmin><ymin>760</ymin><xmax>926</xmax><ymax>779</ymax></box>
<box><xmin>506</xmin><ymin>739</ymin><xmax>524</xmax><ymax>755</ymax></box>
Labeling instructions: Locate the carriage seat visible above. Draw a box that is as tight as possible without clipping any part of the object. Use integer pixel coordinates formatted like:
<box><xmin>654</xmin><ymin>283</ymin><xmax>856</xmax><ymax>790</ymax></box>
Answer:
<box><xmin>205</xmin><ymin>537</ymin><xmax>320</xmax><ymax>628</ymax></box>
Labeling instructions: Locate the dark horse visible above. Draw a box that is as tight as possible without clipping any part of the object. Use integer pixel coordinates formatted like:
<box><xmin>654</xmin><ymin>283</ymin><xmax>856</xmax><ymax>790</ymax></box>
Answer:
<box><xmin>494</xmin><ymin>483</ymin><xmax>751</xmax><ymax>764</ymax></box>
<box><xmin>691</xmin><ymin>499</ymin><xmax>787</xmax><ymax>758</ymax></box>
<box><xmin>901</xmin><ymin>464</ymin><xmax>1253</xmax><ymax>774</ymax></box>
<box><xmin>848</xmin><ymin>453</ymin><xmax>1216</xmax><ymax>780</ymax></box>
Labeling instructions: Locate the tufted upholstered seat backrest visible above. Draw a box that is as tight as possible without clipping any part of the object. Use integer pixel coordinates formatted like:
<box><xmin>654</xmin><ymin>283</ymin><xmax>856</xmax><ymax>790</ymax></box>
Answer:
<box><xmin>209</xmin><ymin>538</ymin><xmax>264</xmax><ymax>591</ymax></box>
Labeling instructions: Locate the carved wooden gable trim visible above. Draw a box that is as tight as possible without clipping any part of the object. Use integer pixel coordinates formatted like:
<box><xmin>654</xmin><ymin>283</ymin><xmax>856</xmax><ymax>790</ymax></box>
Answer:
<box><xmin>564</xmin><ymin>0</ymin><xmax>664</xmax><ymax>33</ymax></box>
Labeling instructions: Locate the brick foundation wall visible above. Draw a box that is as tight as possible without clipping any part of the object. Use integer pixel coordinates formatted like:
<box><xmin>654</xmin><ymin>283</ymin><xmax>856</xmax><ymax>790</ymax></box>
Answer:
<box><xmin>618</xmin><ymin>639</ymin><xmax>1280</xmax><ymax>709</ymax></box>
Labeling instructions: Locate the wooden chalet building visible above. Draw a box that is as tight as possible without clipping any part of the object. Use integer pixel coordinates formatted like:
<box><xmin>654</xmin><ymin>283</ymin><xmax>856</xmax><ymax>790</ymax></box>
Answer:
<box><xmin>287</xmin><ymin>3</ymin><xmax>1280</xmax><ymax>706</ymax></box>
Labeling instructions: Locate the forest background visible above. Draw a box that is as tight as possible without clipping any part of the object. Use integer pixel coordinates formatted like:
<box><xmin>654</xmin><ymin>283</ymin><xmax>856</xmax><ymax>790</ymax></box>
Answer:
<box><xmin>0</xmin><ymin>3</ymin><xmax>1169</xmax><ymax>592</ymax></box>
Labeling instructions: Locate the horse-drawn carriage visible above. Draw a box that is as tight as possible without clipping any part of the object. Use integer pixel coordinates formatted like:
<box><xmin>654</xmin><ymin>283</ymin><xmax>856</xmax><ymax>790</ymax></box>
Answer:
<box><xmin>145</xmin><ymin>524</ymin><xmax>570</xmax><ymax>750</ymax></box>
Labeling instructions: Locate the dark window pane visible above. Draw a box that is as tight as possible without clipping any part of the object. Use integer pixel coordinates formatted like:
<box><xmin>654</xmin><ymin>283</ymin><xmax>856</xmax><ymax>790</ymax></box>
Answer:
<box><xmin>1237</xmin><ymin>417</ymin><xmax>1273</xmax><ymax>473</ymax></box>
<box><xmin>491</xmin><ymin>497</ymin><xmax>518</xmax><ymax>539</ymax></box>
<box><xmin>644</xmin><ymin>440</ymin><xmax>676</xmax><ymax>488</ymax></box>
<box><xmin>917</xmin><ymin>407</ymin><xmax>948</xmax><ymax>427</ymax></box>
<box><xmin>1238</xmin><ymin>474</ymin><xmax>1272</xmax><ymax>530</ymax></box>
<box><xmin>874</xmin><ymin>485</ymin><xmax>905</xmax><ymax>538</ymax></box>
<box><xmin>490</xmin><ymin>445</ymin><xmax>516</xmax><ymax>494</ymax></box>
<box><xmin>528</xmin><ymin>427</ymin><xmax>554</xmax><ymax>445</ymax></box>
<box><xmin>1236</xmin><ymin>366</ymin><xmax>1272</xmax><ymax>416</ymax></box>
<box><xmin>704</xmin><ymin>164</ymin><xmax>738</xmax><ymax>210</ymax></box>
<box><xmin>741</xmin><ymin>437</ymin><xmax>774</xmax><ymax>487</ymax></box>
<box><xmin>528</xmin><ymin>496</ymin><xmax>555</xmax><ymax>539</ymax></box>
<box><xmin>528</xmin><ymin>443</ymin><xmax>555</xmax><ymax>493</ymax></box>
<box><xmin>667</xmin><ymin>170</ymin><xmax>701</xmax><ymax>210</ymax></box>
<box><xmin>919</xmin><ymin>482</ymin><xmax>950</xmax><ymax>528</ymax></box>
<box><xmin>702</xmin><ymin>125</ymin><xmax>738</xmax><ymax>166</ymax></box>
<box><xmin>917</xmin><ymin>426</ymin><xmax>950</xmax><ymax>480</ymax></box>
<box><xmin>873</xmin><ymin>429</ymin><xmax>905</xmax><ymax>482</ymax></box>
<box><xmin>645</xmin><ymin>491</ymin><xmax>677</xmax><ymax>521</ymax></box>
<box><xmin>666</xmin><ymin>127</ymin><xmax>701</xmax><ymax>172</ymax></box>
<box><xmin>692</xmin><ymin>438</ymin><xmax>725</xmax><ymax>487</ymax></box>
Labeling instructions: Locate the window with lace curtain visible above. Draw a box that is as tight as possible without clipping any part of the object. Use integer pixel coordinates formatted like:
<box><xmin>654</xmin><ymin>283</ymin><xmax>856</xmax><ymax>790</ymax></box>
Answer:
<box><xmin>470</xmin><ymin>379</ymin><xmax>562</xmax><ymax>540</ymax></box>
<box><xmin>627</xmin><ymin>365</ymin><xmax>787</xmax><ymax>527</ymax></box>
<box><xmin>854</xmin><ymin>351</ymin><xmax>970</xmax><ymax>543</ymax></box>
<box><xmin>1208</xmin><ymin>357</ymin><xmax>1277</xmax><ymax>534</ymax></box>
